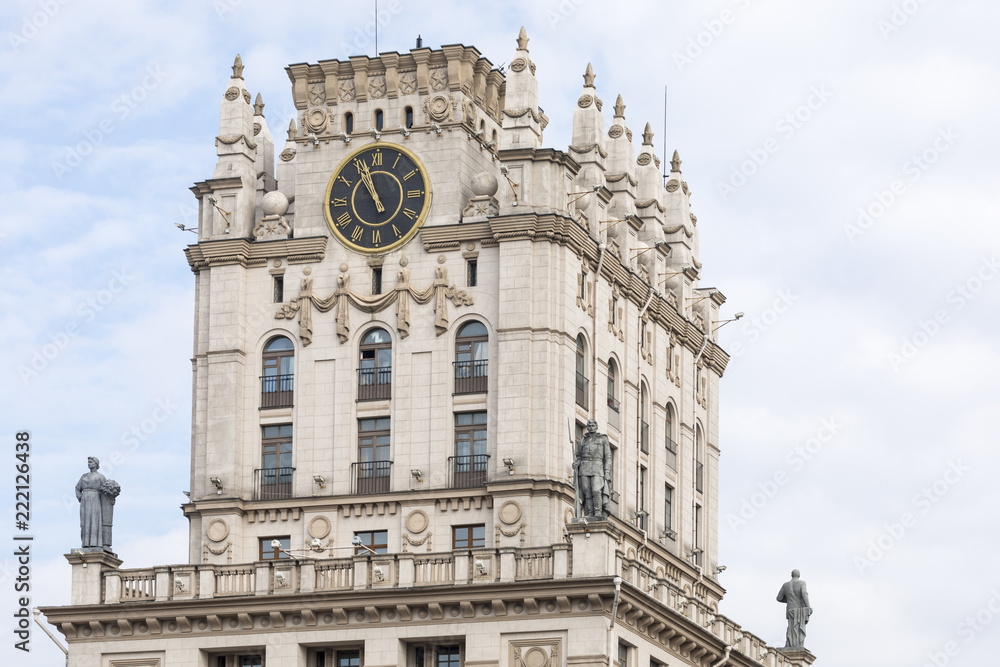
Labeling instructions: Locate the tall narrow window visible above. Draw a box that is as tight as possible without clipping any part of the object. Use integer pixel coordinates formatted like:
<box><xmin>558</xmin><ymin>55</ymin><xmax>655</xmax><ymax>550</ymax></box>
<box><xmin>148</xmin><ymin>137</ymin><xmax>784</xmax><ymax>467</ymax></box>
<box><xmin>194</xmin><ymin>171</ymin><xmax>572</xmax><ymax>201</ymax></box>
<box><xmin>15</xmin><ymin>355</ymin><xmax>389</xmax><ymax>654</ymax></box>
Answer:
<box><xmin>664</xmin><ymin>404</ymin><xmax>677</xmax><ymax>470</ymax></box>
<box><xmin>575</xmin><ymin>335</ymin><xmax>588</xmax><ymax>409</ymax></box>
<box><xmin>261</xmin><ymin>335</ymin><xmax>294</xmax><ymax>408</ymax></box>
<box><xmin>664</xmin><ymin>484</ymin><xmax>674</xmax><ymax>536</ymax></box>
<box><xmin>694</xmin><ymin>504</ymin><xmax>703</xmax><ymax>566</ymax></box>
<box><xmin>258</xmin><ymin>424</ymin><xmax>293</xmax><ymax>499</ymax></box>
<box><xmin>273</xmin><ymin>275</ymin><xmax>284</xmax><ymax>303</ymax></box>
<box><xmin>639</xmin><ymin>383</ymin><xmax>649</xmax><ymax>454</ymax></box>
<box><xmin>405</xmin><ymin>106</ymin><xmax>414</xmax><ymax>128</ymax></box>
<box><xmin>695</xmin><ymin>425</ymin><xmax>705</xmax><ymax>494</ymax></box>
<box><xmin>466</xmin><ymin>258</ymin><xmax>478</xmax><ymax>287</ymax></box>
<box><xmin>452</xmin><ymin>412</ymin><xmax>487</xmax><ymax>488</ymax></box>
<box><xmin>636</xmin><ymin>465</ymin><xmax>647</xmax><ymax>530</ymax></box>
<box><xmin>355</xmin><ymin>417</ymin><xmax>391</xmax><ymax>494</ymax></box>
<box><xmin>455</xmin><ymin>321</ymin><xmax>488</xmax><ymax>394</ymax></box>
<box><xmin>344</xmin><ymin>111</ymin><xmax>354</xmax><ymax>134</ymax></box>
<box><xmin>617</xmin><ymin>642</ymin><xmax>629</xmax><ymax>667</ymax></box>
<box><xmin>358</xmin><ymin>328</ymin><xmax>392</xmax><ymax>401</ymax></box>
<box><xmin>374</xmin><ymin>108</ymin><xmax>384</xmax><ymax>131</ymax></box>
<box><xmin>372</xmin><ymin>266</ymin><xmax>383</xmax><ymax>295</ymax></box>
<box><xmin>607</xmin><ymin>359</ymin><xmax>620</xmax><ymax>431</ymax></box>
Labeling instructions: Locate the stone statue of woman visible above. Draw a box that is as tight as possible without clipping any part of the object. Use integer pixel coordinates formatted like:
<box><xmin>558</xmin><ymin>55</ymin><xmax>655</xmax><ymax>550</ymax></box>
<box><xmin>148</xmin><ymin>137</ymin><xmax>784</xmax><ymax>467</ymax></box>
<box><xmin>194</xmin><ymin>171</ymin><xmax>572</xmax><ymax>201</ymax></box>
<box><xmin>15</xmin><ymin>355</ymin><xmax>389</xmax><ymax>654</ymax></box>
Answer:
<box><xmin>75</xmin><ymin>457</ymin><xmax>106</xmax><ymax>549</ymax></box>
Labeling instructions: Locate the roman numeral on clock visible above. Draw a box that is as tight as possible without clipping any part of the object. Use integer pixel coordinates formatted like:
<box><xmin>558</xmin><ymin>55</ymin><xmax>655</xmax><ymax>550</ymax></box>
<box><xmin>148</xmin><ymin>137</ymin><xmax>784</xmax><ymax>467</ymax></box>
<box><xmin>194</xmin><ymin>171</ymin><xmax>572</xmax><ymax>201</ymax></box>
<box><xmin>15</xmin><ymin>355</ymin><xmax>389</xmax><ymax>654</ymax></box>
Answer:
<box><xmin>402</xmin><ymin>208</ymin><xmax>417</xmax><ymax>220</ymax></box>
<box><xmin>392</xmin><ymin>225</ymin><xmax>401</xmax><ymax>236</ymax></box>
<box><xmin>351</xmin><ymin>226</ymin><xmax>364</xmax><ymax>242</ymax></box>
<box><xmin>403</xmin><ymin>169</ymin><xmax>417</xmax><ymax>181</ymax></box>
<box><xmin>332</xmin><ymin>197</ymin><xmax>347</xmax><ymax>207</ymax></box>
<box><xmin>372</xmin><ymin>230</ymin><xmax>381</xmax><ymax>245</ymax></box>
<box><xmin>336</xmin><ymin>212</ymin><xmax>351</xmax><ymax>227</ymax></box>
<box><xmin>407</xmin><ymin>190</ymin><xmax>423</xmax><ymax>199</ymax></box>
<box><xmin>338</xmin><ymin>175</ymin><xmax>352</xmax><ymax>187</ymax></box>
<box><xmin>370</xmin><ymin>151</ymin><xmax>382</xmax><ymax>167</ymax></box>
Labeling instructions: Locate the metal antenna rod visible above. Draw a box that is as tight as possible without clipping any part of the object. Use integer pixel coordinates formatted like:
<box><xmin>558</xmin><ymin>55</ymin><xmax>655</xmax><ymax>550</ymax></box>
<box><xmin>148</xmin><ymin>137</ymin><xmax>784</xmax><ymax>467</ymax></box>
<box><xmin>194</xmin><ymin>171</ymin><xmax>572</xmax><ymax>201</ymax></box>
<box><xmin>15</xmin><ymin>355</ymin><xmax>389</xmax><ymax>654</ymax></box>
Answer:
<box><xmin>662</xmin><ymin>85</ymin><xmax>668</xmax><ymax>183</ymax></box>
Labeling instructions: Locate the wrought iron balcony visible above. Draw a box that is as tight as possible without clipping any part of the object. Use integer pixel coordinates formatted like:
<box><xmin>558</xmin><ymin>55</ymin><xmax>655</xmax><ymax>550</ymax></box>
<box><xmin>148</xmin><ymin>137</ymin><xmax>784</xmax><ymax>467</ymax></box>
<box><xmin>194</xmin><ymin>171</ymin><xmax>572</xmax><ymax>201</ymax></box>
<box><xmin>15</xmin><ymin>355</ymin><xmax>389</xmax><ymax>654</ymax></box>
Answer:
<box><xmin>351</xmin><ymin>460</ymin><xmax>392</xmax><ymax>495</ymax></box>
<box><xmin>260</xmin><ymin>374</ymin><xmax>293</xmax><ymax>409</ymax></box>
<box><xmin>357</xmin><ymin>367</ymin><xmax>391</xmax><ymax>401</ymax></box>
<box><xmin>253</xmin><ymin>467</ymin><xmax>294</xmax><ymax>500</ymax></box>
<box><xmin>575</xmin><ymin>372</ymin><xmax>589</xmax><ymax>409</ymax></box>
<box><xmin>448</xmin><ymin>454</ymin><xmax>489</xmax><ymax>489</ymax></box>
<box><xmin>453</xmin><ymin>360</ymin><xmax>488</xmax><ymax>394</ymax></box>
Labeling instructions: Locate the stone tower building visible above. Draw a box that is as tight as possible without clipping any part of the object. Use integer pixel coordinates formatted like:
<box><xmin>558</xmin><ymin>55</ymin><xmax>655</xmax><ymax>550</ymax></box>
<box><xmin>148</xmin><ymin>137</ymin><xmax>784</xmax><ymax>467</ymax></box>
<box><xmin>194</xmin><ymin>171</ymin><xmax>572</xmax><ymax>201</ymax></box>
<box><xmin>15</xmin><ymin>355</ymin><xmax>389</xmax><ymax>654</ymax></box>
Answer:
<box><xmin>42</xmin><ymin>29</ymin><xmax>815</xmax><ymax>667</ymax></box>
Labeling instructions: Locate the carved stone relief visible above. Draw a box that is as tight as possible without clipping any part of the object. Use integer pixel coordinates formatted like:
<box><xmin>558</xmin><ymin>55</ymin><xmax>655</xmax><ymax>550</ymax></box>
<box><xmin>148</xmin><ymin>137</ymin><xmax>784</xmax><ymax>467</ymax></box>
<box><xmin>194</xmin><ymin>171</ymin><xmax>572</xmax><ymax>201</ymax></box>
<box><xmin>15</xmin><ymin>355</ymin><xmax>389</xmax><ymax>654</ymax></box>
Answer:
<box><xmin>368</xmin><ymin>75</ymin><xmax>387</xmax><ymax>99</ymax></box>
<box><xmin>338</xmin><ymin>79</ymin><xmax>356</xmax><ymax>102</ymax></box>
<box><xmin>307</xmin><ymin>82</ymin><xmax>326</xmax><ymax>106</ymax></box>
<box><xmin>429</xmin><ymin>67</ymin><xmax>448</xmax><ymax>91</ymax></box>
<box><xmin>399</xmin><ymin>71</ymin><xmax>417</xmax><ymax>95</ymax></box>
<box><xmin>424</xmin><ymin>94</ymin><xmax>456</xmax><ymax>123</ymax></box>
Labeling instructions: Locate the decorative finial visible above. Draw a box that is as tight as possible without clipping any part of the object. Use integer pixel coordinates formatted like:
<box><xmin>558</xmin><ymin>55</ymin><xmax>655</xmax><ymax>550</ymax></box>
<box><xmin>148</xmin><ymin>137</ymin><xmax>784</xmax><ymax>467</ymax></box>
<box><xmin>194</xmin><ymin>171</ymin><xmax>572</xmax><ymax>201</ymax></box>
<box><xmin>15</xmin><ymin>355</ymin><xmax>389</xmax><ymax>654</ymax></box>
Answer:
<box><xmin>232</xmin><ymin>54</ymin><xmax>244</xmax><ymax>79</ymax></box>
<box><xmin>254</xmin><ymin>92</ymin><xmax>264</xmax><ymax>116</ymax></box>
<box><xmin>583</xmin><ymin>63</ymin><xmax>595</xmax><ymax>87</ymax></box>
<box><xmin>642</xmin><ymin>123</ymin><xmax>654</xmax><ymax>146</ymax></box>
<box><xmin>613</xmin><ymin>95</ymin><xmax>625</xmax><ymax>118</ymax></box>
<box><xmin>287</xmin><ymin>118</ymin><xmax>297</xmax><ymax>140</ymax></box>
<box><xmin>516</xmin><ymin>26</ymin><xmax>529</xmax><ymax>51</ymax></box>
<box><xmin>671</xmin><ymin>149</ymin><xmax>682</xmax><ymax>173</ymax></box>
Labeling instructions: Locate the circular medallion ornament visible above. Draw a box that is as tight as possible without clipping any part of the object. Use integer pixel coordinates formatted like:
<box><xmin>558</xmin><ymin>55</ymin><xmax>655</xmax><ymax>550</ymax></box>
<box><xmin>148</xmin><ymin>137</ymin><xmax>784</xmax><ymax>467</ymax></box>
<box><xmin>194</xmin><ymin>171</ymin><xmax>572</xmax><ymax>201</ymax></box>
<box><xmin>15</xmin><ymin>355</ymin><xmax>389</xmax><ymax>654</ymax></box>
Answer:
<box><xmin>253</xmin><ymin>122</ymin><xmax>261</xmax><ymax>136</ymax></box>
<box><xmin>324</xmin><ymin>142</ymin><xmax>431</xmax><ymax>254</ymax></box>
<box><xmin>608</xmin><ymin>125</ymin><xmax>624</xmax><ymax>139</ymax></box>
<box><xmin>225</xmin><ymin>87</ymin><xmax>240</xmax><ymax>101</ymax></box>
<box><xmin>308</xmin><ymin>515</ymin><xmax>331</xmax><ymax>539</ymax></box>
<box><xmin>206</xmin><ymin>518</ymin><xmax>229</xmax><ymax>542</ymax></box>
<box><xmin>578</xmin><ymin>95</ymin><xmax>593</xmax><ymax>108</ymax></box>
<box><xmin>510</xmin><ymin>58</ymin><xmax>528</xmax><ymax>73</ymax></box>
<box><xmin>499</xmin><ymin>501</ymin><xmax>523</xmax><ymax>525</ymax></box>
<box><xmin>427</xmin><ymin>95</ymin><xmax>451</xmax><ymax>121</ymax></box>
<box><xmin>524</xmin><ymin>648</ymin><xmax>549</xmax><ymax>667</ymax></box>
<box><xmin>306</xmin><ymin>108</ymin><xmax>328</xmax><ymax>133</ymax></box>
<box><xmin>280</xmin><ymin>147</ymin><xmax>296</xmax><ymax>162</ymax></box>
<box><xmin>405</xmin><ymin>510</ymin><xmax>429</xmax><ymax>534</ymax></box>
<box><xmin>665</xmin><ymin>179</ymin><xmax>680</xmax><ymax>192</ymax></box>
<box><xmin>637</xmin><ymin>153</ymin><xmax>652</xmax><ymax>166</ymax></box>
<box><xmin>243</xmin><ymin>90</ymin><xmax>252</xmax><ymax>104</ymax></box>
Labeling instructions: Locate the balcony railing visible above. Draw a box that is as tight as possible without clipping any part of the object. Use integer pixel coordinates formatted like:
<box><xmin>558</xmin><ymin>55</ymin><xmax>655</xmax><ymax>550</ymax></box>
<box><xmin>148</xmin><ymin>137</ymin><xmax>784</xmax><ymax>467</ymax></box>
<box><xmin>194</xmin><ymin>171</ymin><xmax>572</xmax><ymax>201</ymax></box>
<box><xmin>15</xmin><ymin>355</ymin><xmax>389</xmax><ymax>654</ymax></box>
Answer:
<box><xmin>575</xmin><ymin>372</ymin><xmax>589</xmax><ymax>409</ymax></box>
<box><xmin>357</xmin><ymin>367</ymin><xmax>391</xmax><ymax>401</ymax></box>
<box><xmin>254</xmin><ymin>467</ymin><xmax>294</xmax><ymax>500</ymax></box>
<box><xmin>696</xmin><ymin>461</ymin><xmax>704</xmax><ymax>493</ymax></box>
<box><xmin>453</xmin><ymin>360</ymin><xmax>488</xmax><ymax>394</ymax></box>
<box><xmin>607</xmin><ymin>397</ymin><xmax>620</xmax><ymax>431</ymax></box>
<box><xmin>640</xmin><ymin>420</ymin><xmax>649</xmax><ymax>453</ymax></box>
<box><xmin>352</xmin><ymin>460</ymin><xmax>392</xmax><ymax>495</ymax></box>
<box><xmin>665</xmin><ymin>436</ymin><xmax>678</xmax><ymax>471</ymax></box>
<box><xmin>260</xmin><ymin>374</ymin><xmax>294</xmax><ymax>409</ymax></box>
<box><xmin>448</xmin><ymin>454</ymin><xmax>489</xmax><ymax>489</ymax></box>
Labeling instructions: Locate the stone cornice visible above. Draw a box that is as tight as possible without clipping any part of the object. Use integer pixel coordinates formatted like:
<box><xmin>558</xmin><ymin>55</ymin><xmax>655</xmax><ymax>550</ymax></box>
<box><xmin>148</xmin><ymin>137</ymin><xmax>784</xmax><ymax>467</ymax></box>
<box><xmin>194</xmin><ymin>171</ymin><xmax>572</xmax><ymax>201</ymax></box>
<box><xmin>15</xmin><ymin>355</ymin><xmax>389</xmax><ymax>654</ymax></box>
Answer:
<box><xmin>497</xmin><ymin>147</ymin><xmax>581</xmax><ymax>175</ymax></box>
<box><xmin>183</xmin><ymin>236</ymin><xmax>327</xmax><ymax>272</ymax></box>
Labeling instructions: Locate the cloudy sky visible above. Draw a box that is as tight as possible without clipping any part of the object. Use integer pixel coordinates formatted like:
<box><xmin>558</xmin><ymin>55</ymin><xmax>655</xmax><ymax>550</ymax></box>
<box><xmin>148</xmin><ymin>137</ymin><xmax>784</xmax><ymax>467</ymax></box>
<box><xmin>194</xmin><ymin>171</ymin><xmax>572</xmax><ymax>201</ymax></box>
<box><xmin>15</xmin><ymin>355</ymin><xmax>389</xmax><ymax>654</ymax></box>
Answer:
<box><xmin>2</xmin><ymin>0</ymin><xmax>997</xmax><ymax>664</ymax></box>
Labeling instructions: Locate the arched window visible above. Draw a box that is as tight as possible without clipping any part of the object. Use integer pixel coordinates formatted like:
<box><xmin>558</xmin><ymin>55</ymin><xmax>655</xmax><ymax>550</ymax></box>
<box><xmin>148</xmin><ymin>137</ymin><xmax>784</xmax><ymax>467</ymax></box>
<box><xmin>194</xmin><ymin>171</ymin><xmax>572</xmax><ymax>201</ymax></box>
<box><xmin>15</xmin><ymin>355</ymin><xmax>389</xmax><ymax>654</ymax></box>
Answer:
<box><xmin>344</xmin><ymin>112</ymin><xmax>354</xmax><ymax>134</ymax></box>
<box><xmin>358</xmin><ymin>328</ymin><xmax>391</xmax><ymax>401</ymax></box>
<box><xmin>261</xmin><ymin>335</ymin><xmax>294</xmax><ymax>408</ymax></box>
<box><xmin>639</xmin><ymin>382</ymin><xmax>650</xmax><ymax>454</ymax></box>
<box><xmin>374</xmin><ymin>108</ymin><xmax>384</xmax><ymax>131</ymax></box>
<box><xmin>404</xmin><ymin>106</ymin><xmax>414</xmax><ymax>129</ymax></box>
<box><xmin>455</xmin><ymin>321</ymin><xmax>488</xmax><ymax>394</ymax></box>
<box><xmin>575</xmin><ymin>335</ymin><xmax>588</xmax><ymax>409</ymax></box>
<box><xmin>695</xmin><ymin>425</ymin><xmax>705</xmax><ymax>494</ymax></box>
<box><xmin>607</xmin><ymin>359</ymin><xmax>620</xmax><ymax>431</ymax></box>
<box><xmin>664</xmin><ymin>404</ymin><xmax>677</xmax><ymax>470</ymax></box>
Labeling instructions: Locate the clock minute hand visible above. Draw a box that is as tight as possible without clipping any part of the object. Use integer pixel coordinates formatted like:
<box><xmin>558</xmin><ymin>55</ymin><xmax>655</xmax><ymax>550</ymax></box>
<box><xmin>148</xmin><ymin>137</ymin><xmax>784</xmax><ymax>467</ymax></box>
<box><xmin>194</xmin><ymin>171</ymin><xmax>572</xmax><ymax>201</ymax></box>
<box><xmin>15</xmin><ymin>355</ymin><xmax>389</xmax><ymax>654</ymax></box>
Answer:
<box><xmin>358</xmin><ymin>162</ymin><xmax>386</xmax><ymax>213</ymax></box>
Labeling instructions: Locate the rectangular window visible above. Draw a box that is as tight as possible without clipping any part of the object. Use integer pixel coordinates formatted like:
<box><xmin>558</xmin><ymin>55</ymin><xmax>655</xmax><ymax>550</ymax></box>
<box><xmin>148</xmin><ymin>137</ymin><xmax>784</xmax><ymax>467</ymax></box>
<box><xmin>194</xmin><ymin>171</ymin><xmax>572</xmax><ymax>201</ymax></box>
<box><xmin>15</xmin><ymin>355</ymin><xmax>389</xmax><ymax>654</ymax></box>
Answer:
<box><xmin>372</xmin><ymin>267</ymin><xmax>383</xmax><ymax>295</ymax></box>
<box><xmin>466</xmin><ymin>259</ymin><xmax>478</xmax><ymax>287</ymax></box>
<box><xmin>214</xmin><ymin>655</ymin><xmax>264</xmax><ymax>667</ymax></box>
<box><xmin>694</xmin><ymin>505</ymin><xmax>703</xmax><ymax>566</ymax></box>
<box><xmin>453</xmin><ymin>412</ymin><xmax>487</xmax><ymax>488</ymax></box>
<box><xmin>337</xmin><ymin>650</ymin><xmax>361</xmax><ymax>667</ymax></box>
<box><xmin>637</xmin><ymin>466</ymin><xmax>647</xmax><ymax>530</ymax></box>
<box><xmin>452</xmin><ymin>524</ymin><xmax>486</xmax><ymax>549</ymax></box>
<box><xmin>258</xmin><ymin>424</ymin><xmax>293</xmax><ymax>500</ymax></box>
<box><xmin>259</xmin><ymin>536</ymin><xmax>290</xmax><ymax>561</ymax></box>
<box><xmin>437</xmin><ymin>646</ymin><xmax>461</xmax><ymax>667</ymax></box>
<box><xmin>617</xmin><ymin>642</ymin><xmax>629</xmax><ymax>667</ymax></box>
<box><xmin>355</xmin><ymin>418</ymin><xmax>391</xmax><ymax>494</ymax></box>
<box><xmin>273</xmin><ymin>275</ymin><xmax>284</xmax><ymax>303</ymax></box>
<box><xmin>354</xmin><ymin>529</ymin><xmax>388</xmax><ymax>555</ymax></box>
<box><xmin>664</xmin><ymin>484</ymin><xmax>674</xmax><ymax>534</ymax></box>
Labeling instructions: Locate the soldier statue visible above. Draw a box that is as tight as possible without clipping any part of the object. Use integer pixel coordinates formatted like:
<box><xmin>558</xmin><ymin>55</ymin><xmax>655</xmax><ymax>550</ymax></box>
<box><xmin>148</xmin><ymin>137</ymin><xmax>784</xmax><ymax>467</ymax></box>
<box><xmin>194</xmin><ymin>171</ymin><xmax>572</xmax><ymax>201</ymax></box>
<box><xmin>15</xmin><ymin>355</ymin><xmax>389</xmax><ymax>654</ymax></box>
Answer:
<box><xmin>574</xmin><ymin>420</ymin><xmax>613</xmax><ymax>519</ymax></box>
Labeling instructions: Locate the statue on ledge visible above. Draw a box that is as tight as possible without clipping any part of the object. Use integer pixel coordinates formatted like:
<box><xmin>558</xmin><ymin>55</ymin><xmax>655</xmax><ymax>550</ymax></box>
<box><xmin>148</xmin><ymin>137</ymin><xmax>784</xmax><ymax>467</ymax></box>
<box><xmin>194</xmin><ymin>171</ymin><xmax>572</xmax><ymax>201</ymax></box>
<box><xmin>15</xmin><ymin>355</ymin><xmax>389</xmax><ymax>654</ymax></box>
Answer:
<box><xmin>574</xmin><ymin>420</ymin><xmax>613</xmax><ymax>519</ymax></box>
<box><xmin>776</xmin><ymin>569</ymin><xmax>812</xmax><ymax>649</ymax></box>
<box><xmin>75</xmin><ymin>457</ymin><xmax>121</xmax><ymax>551</ymax></box>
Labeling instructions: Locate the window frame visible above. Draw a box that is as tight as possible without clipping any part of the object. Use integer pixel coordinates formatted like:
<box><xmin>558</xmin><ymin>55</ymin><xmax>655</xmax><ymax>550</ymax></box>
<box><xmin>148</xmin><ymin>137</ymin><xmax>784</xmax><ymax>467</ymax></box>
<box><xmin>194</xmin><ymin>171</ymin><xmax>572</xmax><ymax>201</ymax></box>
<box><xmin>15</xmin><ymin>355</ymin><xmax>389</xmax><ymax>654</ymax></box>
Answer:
<box><xmin>353</xmin><ymin>529</ymin><xmax>388</xmax><ymax>555</ymax></box>
<box><xmin>451</xmin><ymin>524</ymin><xmax>486</xmax><ymax>550</ymax></box>
<box><xmin>259</xmin><ymin>536</ymin><xmax>290</xmax><ymax>561</ymax></box>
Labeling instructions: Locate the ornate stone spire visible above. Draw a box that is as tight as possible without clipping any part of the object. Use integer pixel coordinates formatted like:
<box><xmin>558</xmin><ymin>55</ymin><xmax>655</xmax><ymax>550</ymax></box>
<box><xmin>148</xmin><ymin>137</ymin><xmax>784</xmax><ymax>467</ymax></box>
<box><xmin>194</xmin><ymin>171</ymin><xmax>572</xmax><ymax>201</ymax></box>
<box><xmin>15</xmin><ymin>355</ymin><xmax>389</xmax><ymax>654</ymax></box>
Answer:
<box><xmin>583</xmin><ymin>62</ymin><xmax>595</xmax><ymax>87</ymax></box>
<box><xmin>516</xmin><ymin>26</ymin><xmax>529</xmax><ymax>51</ymax></box>
<box><xmin>642</xmin><ymin>122</ymin><xmax>654</xmax><ymax>146</ymax></box>
<box><xmin>671</xmin><ymin>150</ymin><xmax>682</xmax><ymax>173</ymax></box>
<box><xmin>232</xmin><ymin>54</ymin><xmax>244</xmax><ymax>79</ymax></box>
<box><xmin>287</xmin><ymin>118</ymin><xmax>297</xmax><ymax>140</ymax></box>
<box><xmin>254</xmin><ymin>92</ymin><xmax>264</xmax><ymax>117</ymax></box>
<box><xmin>613</xmin><ymin>94</ymin><xmax>625</xmax><ymax>118</ymax></box>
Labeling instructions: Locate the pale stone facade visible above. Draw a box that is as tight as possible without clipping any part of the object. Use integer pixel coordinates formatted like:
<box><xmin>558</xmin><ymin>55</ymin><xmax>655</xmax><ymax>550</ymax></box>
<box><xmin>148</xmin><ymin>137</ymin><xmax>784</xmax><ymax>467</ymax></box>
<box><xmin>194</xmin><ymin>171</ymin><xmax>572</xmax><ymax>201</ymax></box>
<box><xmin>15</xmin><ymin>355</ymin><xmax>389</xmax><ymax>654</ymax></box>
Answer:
<box><xmin>42</xmin><ymin>30</ymin><xmax>815</xmax><ymax>667</ymax></box>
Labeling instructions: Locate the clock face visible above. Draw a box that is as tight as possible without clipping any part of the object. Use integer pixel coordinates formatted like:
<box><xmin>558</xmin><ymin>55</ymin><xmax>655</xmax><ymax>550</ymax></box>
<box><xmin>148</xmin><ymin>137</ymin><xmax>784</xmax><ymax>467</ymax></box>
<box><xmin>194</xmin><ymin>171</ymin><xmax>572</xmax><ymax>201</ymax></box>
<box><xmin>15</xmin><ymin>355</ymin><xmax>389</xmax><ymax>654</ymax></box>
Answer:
<box><xmin>323</xmin><ymin>142</ymin><xmax>431</xmax><ymax>254</ymax></box>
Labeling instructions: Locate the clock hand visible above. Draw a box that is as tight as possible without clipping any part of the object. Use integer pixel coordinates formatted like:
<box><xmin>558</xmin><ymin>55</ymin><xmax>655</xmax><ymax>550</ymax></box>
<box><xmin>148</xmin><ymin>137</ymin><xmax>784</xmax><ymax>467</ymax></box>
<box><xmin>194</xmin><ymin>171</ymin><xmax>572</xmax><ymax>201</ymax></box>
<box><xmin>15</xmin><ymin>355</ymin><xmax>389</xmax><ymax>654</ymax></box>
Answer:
<box><xmin>358</xmin><ymin>162</ymin><xmax>386</xmax><ymax>213</ymax></box>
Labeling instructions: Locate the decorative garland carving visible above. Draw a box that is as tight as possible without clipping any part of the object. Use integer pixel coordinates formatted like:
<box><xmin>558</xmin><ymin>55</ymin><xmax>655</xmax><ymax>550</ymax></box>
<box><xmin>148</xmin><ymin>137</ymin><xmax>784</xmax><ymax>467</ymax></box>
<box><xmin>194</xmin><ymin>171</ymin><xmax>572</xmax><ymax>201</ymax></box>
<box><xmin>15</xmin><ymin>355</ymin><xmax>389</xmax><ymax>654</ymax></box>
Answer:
<box><xmin>568</xmin><ymin>143</ymin><xmax>609</xmax><ymax>159</ymax></box>
<box><xmin>635</xmin><ymin>199</ymin><xmax>666</xmax><ymax>213</ymax></box>
<box><xmin>203</xmin><ymin>540</ymin><xmax>233</xmax><ymax>563</ymax></box>
<box><xmin>662</xmin><ymin>224</ymin><xmax>693</xmax><ymax>238</ymax></box>
<box><xmin>496</xmin><ymin>522</ymin><xmax>526</xmax><ymax>546</ymax></box>
<box><xmin>604</xmin><ymin>172</ymin><xmax>637</xmax><ymax>186</ymax></box>
<box><xmin>402</xmin><ymin>531</ymin><xmax>432</xmax><ymax>552</ymax></box>
<box><xmin>275</xmin><ymin>267</ymin><xmax>473</xmax><ymax>346</ymax></box>
<box><xmin>217</xmin><ymin>134</ymin><xmax>257</xmax><ymax>150</ymax></box>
